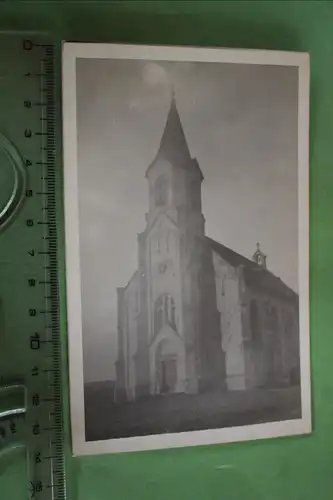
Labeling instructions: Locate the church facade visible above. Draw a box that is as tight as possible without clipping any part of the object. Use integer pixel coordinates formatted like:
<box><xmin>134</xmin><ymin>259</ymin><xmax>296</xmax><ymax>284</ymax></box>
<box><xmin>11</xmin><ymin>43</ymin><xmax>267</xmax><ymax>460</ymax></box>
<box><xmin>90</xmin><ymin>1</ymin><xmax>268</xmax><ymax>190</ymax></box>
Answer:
<box><xmin>115</xmin><ymin>95</ymin><xmax>300</xmax><ymax>402</ymax></box>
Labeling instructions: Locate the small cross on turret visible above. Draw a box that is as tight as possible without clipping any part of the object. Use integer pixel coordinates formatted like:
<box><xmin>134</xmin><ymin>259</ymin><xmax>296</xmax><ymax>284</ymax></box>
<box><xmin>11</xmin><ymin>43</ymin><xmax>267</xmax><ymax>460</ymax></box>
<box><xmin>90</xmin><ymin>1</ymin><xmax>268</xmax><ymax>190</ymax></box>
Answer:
<box><xmin>252</xmin><ymin>242</ymin><xmax>267</xmax><ymax>269</ymax></box>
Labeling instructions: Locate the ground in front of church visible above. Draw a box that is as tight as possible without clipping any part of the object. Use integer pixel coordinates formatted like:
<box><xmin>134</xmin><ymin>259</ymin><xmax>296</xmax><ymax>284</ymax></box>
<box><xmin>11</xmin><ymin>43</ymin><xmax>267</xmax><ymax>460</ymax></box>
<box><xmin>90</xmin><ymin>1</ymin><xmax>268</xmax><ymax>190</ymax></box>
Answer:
<box><xmin>84</xmin><ymin>382</ymin><xmax>301</xmax><ymax>442</ymax></box>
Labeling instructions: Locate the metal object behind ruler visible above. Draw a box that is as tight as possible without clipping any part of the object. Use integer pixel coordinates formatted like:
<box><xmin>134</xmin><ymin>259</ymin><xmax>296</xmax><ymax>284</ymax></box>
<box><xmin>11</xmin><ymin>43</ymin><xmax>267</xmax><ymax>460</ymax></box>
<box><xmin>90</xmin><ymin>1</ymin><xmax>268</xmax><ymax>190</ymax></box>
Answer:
<box><xmin>0</xmin><ymin>35</ymin><xmax>66</xmax><ymax>499</ymax></box>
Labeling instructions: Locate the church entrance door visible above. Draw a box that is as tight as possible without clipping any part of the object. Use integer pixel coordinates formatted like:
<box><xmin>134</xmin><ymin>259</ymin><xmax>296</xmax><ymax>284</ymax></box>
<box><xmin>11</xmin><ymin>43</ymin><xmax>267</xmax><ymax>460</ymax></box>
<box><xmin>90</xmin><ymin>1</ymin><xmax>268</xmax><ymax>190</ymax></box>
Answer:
<box><xmin>160</xmin><ymin>357</ymin><xmax>177</xmax><ymax>394</ymax></box>
<box><xmin>155</xmin><ymin>337</ymin><xmax>179</xmax><ymax>394</ymax></box>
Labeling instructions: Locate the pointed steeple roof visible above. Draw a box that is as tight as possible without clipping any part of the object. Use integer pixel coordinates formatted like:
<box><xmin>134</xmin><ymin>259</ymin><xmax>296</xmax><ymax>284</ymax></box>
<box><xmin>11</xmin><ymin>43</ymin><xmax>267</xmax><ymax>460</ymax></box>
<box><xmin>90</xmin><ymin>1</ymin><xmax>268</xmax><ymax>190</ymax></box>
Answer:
<box><xmin>157</xmin><ymin>91</ymin><xmax>191</xmax><ymax>166</ymax></box>
<box><xmin>146</xmin><ymin>91</ymin><xmax>200</xmax><ymax>177</ymax></box>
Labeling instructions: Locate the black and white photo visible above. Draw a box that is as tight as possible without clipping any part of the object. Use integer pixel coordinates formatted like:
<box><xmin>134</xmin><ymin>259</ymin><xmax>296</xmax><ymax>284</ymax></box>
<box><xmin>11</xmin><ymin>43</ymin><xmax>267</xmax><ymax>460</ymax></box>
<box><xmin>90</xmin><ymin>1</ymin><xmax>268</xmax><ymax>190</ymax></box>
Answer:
<box><xmin>62</xmin><ymin>43</ymin><xmax>310</xmax><ymax>455</ymax></box>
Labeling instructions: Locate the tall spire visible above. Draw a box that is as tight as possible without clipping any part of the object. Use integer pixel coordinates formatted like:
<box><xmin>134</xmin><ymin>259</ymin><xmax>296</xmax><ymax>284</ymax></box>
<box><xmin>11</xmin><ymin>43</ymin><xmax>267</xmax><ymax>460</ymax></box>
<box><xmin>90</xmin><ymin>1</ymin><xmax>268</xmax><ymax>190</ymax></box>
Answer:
<box><xmin>155</xmin><ymin>91</ymin><xmax>191</xmax><ymax>166</ymax></box>
<box><xmin>145</xmin><ymin>89</ymin><xmax>203</xmax><ymax>179</ymax></box>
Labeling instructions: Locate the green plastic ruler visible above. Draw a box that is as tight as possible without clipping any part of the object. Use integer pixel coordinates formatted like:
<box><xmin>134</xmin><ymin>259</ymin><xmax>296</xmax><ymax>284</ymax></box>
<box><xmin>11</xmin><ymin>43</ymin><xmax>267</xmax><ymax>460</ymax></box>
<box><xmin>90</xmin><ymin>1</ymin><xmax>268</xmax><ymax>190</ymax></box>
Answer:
<box><xmin>0</xmin><ymin>34</ymin><xmax>66</xmax><ymax>499</ymax></box>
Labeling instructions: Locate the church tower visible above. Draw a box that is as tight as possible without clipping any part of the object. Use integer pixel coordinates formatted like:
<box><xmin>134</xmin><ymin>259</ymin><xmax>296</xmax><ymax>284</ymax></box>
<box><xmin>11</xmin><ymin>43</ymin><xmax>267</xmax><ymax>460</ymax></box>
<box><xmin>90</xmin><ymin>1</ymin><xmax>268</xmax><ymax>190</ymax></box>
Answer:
<box><xmin>140</xmin><ymin>91</ymin><xmax>225</xmax><ymax>395</ymax></box>
<box><xmin>145</xmin><ymin>89</ymin><xmax>204</xmax><ymax>231</ymax></box>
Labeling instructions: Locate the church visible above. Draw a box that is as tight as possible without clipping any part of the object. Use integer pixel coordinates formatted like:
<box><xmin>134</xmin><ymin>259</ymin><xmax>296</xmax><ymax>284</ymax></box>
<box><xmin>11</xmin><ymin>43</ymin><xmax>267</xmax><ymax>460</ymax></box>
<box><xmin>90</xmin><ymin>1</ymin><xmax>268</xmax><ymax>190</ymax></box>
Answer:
<box><xmin>115</xmin><ymin>94</ymin><xmax>300</xmax><ymax>402</ymax></box>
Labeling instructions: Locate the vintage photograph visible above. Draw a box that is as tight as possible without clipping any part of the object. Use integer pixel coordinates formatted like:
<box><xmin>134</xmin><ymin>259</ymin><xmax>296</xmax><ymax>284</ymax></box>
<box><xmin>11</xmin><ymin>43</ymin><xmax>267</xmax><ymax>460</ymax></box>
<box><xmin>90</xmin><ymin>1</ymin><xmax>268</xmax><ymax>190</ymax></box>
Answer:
<box><xmin>62</xmin><ymin>43</ymin><xmax>310</xmax><ymax>455</ymax></box>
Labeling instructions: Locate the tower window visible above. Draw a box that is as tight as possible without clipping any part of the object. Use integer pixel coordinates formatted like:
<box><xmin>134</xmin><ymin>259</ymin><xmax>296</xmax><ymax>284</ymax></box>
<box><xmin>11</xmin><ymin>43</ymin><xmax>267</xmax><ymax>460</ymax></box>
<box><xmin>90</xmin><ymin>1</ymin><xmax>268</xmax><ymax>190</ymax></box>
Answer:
<box><xmin>154</xmin><ymin>176</ymin><xmax>167</xmax><ymax>206</ymax></box>
<box><xmin>154</xmin><ymin>294</ymin><xmax>176</xmax><ymax>334</ymax></box>
<box><xmin>220</xmin><ymin>279</ymin><xmax>225</xmax><ymax>296</ymax></box>
<box><xmin>169</xmin><ymin>296</ymin><xmax>176</xmax><ymax>326</ymax></box>
<box><xmin>154</xmin><ymin>296</ymin><xmax>164</xmax><ymax>333</ymax></box>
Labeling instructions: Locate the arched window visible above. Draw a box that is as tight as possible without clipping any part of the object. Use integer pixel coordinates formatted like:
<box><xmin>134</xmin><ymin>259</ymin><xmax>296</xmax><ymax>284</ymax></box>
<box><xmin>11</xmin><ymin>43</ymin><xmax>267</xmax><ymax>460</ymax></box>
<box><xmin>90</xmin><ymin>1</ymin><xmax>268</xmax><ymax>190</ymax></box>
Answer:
<box><xmin>154</xmin><ymin>294</ymin><xmax>176</xmax><ymax>334</ymax></box>
<box><xmin>165</xmin><ymin>295</ymin><xmax>176</xmax><ymax>328</ymax></box>
<box><xmin>250</xmin><ymin>299</ymin><xmax>261</xmax><ymax>345</ymax></box>
<box><xmin>154</xmin><ymin>176</ymin><xmax>167</xmax><ymax>206</ymax></box>
<box><xmin>154</xmin><ymin>296</ymin><xmax>164</xmax><ymax>334</ymax></box>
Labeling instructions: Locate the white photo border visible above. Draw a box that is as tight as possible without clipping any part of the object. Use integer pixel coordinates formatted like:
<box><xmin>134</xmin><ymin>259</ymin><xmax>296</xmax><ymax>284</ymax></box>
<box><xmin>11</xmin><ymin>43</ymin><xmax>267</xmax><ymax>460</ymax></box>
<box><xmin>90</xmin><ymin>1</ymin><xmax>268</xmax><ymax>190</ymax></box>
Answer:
<box><xmin>62</xmin><ymin>42</ymin><xmax>311</xmax><ymax>456</ymax></box>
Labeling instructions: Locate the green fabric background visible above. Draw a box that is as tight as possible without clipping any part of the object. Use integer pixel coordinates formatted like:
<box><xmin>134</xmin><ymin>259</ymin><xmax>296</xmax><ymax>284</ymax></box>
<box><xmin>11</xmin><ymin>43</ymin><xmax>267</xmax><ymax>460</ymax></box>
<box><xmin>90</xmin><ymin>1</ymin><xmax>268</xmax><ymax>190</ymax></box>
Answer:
<box><xmin>0</xmin><ymin>1</ymin><xmax>332</xmax><ymax>499</ymax></box>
